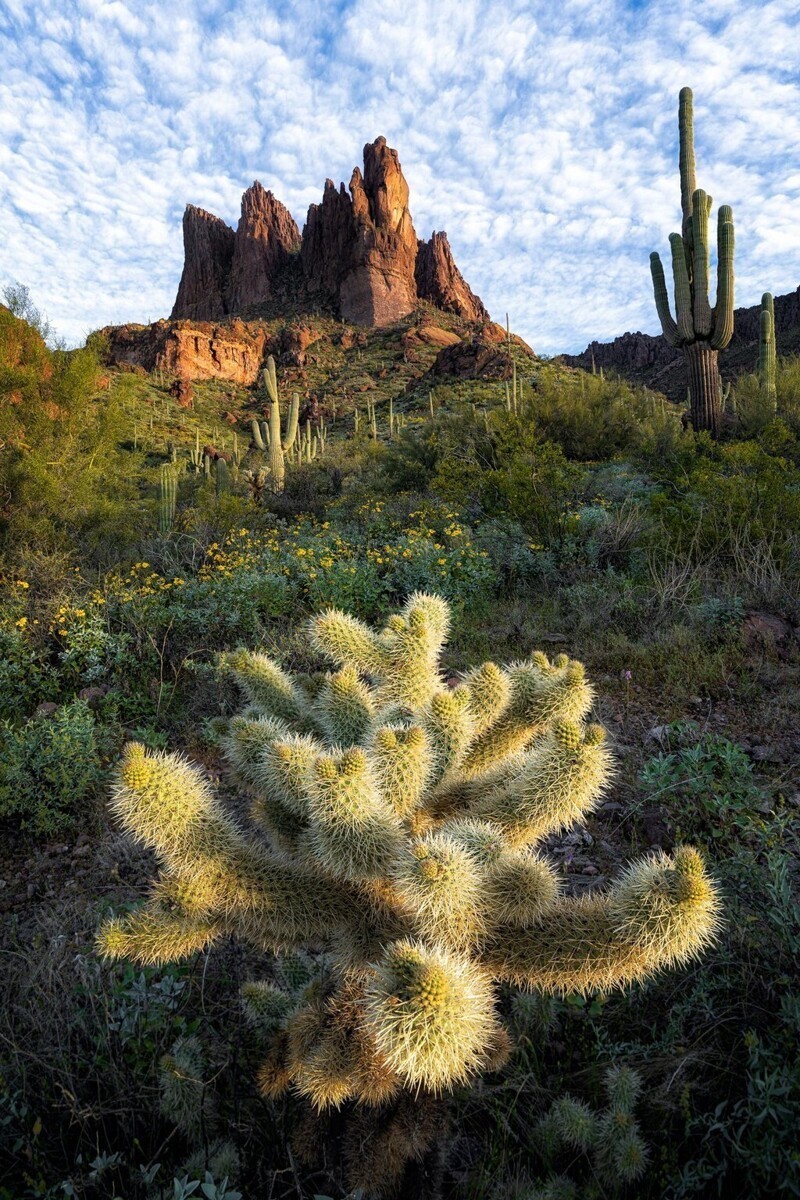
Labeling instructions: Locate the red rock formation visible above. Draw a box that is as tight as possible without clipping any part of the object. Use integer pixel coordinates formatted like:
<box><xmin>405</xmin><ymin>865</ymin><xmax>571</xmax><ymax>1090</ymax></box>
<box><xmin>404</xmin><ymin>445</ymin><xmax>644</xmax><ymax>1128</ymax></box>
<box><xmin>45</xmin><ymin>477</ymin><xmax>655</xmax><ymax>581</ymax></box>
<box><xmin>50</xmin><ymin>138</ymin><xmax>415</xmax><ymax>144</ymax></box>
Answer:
<box><xmin>415</xmin><ymin>232</ymin><xmax>488</xmax><ymax>323</ymax></box>
<box><xmin>103</xmin><ymin>319</ymin><xmax>269</xmax><ymax>385</ymax></box>
<box><xmin>227</xmin><ymin>182</ymin><xmax>301</xmax><ymax>312</ymax></box>
<box><xmin>433</xmin><ymin>337</ymin><xmax>513</xmax><ymax>380</ymax></box>
<box><xmin>339</xmin><ymin>138</ymin><xmax>420</xmax><ymax>325</ymax></box>
<box><xmin>169</xmin><ymin>377</ymin><xmax>193</xmax><ymax>408</ymax></box>
<box><xmin>157</xmin><ymin>137</ymin><xmax>491</xmax><ymax>333</ymax></box>
<box><xmin>433</xmin><ymin>328</ymin><xmax>536</xmax><ymax>380</ymax></box>
<box><xmin>171</xmin><ymin>206</ymin><xmax>235</xmax><ymax>321</ymax></box>
<box><xmin>402</xmin><ymin>323</ymin><xmax>461</xmax><ymax>351</ymax></box>
<box><xmin>301</xmin><ymin>179</ymin><xmax>355</xmax><ymax>304</ymax></box>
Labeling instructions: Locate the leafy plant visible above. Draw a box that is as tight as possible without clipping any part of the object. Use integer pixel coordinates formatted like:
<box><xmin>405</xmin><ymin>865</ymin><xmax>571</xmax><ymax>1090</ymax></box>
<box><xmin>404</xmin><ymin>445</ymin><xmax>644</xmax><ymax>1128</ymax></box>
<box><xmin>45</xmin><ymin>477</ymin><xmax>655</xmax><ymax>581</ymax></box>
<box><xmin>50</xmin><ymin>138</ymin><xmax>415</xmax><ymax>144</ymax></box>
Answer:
<box><xmin>0</xmin><ymin>698</ymin><xmax>107</xmax><ymax>835</ymax></box>
<box><xmin>639</xmin><ymin>724</ymin><xmax>770</xmax><ymax>849</ymax></box>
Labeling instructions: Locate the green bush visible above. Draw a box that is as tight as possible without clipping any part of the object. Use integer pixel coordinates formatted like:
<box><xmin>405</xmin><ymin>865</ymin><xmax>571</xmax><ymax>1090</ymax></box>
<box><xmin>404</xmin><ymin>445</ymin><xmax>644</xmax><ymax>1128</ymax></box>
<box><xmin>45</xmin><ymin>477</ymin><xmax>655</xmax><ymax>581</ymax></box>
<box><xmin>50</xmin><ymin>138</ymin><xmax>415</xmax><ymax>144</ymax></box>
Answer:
<box><xmin>0</xmin><ymin>305</ymin><xmax>143</xmax><ymax>562</ymax></box>
<box><xmin>0</xmin><ymin>623</ymin><xmax>56</xmax><ymax>722</ymax></box>
<box><xmin>639</xmin><ymin>723</ymin><xmax>770</xmax><ymax>850</ymax></box>
<box><xmin>0</xmin><ymin>699</ymin><xmax>107</xmax><ymax>835</ymax></box>
<box><xmin>647</xmin><ymin>436</ymin><xmax>800</xmax><ymax>564</ymax></box>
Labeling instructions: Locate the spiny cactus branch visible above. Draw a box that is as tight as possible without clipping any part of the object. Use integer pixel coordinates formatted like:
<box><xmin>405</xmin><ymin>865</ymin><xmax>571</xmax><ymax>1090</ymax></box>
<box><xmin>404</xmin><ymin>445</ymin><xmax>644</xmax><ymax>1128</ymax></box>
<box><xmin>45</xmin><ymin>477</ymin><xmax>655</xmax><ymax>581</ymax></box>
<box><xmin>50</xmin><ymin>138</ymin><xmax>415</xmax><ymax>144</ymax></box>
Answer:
<box><xmin>98</xmin><ymin>594</ymin><xmax>721</xmax><ymax>1110</ymax></box>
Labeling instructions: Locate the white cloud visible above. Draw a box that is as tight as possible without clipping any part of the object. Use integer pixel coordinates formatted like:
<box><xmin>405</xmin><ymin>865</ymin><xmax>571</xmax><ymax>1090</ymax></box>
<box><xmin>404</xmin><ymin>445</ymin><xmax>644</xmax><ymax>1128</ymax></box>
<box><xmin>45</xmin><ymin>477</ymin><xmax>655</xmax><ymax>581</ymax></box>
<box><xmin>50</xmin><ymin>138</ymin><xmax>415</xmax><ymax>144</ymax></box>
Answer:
<box><xmin>0</xmin><ymin>0</ymin><xmax>797</xmax><ymax>352</ymax></box>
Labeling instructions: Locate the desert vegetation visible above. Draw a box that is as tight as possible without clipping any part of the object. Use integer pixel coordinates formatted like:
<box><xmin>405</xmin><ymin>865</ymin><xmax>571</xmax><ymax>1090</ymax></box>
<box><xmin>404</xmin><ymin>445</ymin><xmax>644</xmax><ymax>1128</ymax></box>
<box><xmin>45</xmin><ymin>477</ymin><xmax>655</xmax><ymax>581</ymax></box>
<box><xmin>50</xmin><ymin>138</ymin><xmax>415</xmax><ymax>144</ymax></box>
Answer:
<box><xmin>2</xmin><ymin>88</ymin><xmax>800</xmax><ymax>1200</ymax></box>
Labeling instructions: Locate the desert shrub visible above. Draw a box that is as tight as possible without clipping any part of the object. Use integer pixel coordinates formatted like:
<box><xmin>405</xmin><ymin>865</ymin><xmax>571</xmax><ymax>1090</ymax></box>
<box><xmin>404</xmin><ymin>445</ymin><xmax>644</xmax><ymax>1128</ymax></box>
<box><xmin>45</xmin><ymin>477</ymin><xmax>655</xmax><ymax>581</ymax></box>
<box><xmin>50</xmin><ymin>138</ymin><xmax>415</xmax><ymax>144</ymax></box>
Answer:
<box><xmin>0</xmin><ymin>622</ymin><xmax>56</xmax><ymax>722</ymax></box>
<box><xmin>647</xmin><ymin>437</ymin><xmax>800</xmax><ymax>564</ymax></box>
<box><xmin>0</xmin><ymin>306</ymin><xmax>143</xmax><ymax>561</ymax></box>
<box><xmin>526</xmin><ymin>367</ymin><xmax>680</xmax><ymax>461</ymax></box>
<box><xmin>639</xmin><ymin>724</ymin><xmax>772</xmax><ymax>851</ymax></box>
<box><xmin>0</xmin><ymin>699</ymin><xmax>107</xmax><ymax>835</ymax></box>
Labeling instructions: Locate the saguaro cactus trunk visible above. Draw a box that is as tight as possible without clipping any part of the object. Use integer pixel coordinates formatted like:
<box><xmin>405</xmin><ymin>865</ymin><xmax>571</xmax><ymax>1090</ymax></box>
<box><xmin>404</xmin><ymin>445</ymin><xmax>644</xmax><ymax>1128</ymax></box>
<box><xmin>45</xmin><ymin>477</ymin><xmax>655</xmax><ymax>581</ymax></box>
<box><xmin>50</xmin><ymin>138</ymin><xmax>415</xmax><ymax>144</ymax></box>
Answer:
<box><xmin>650</xmin><ymin>88</ymin><xmax>735</xmax><ymax>437</ymax></box>
<box><xmin>758</xmin><ymin>292</ymin><xmax>777</xmax><ymax>411</ymax></box>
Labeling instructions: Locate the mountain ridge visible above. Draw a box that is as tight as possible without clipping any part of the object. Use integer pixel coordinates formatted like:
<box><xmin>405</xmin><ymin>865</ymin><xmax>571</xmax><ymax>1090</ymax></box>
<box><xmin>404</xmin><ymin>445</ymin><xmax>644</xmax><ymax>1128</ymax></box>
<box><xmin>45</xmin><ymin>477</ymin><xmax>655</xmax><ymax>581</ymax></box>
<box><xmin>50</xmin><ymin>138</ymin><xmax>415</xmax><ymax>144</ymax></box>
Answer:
<box><xmin>561</xmin><ymin>285</ymin><xmax>800</xmax><ymax>401</ymax></box>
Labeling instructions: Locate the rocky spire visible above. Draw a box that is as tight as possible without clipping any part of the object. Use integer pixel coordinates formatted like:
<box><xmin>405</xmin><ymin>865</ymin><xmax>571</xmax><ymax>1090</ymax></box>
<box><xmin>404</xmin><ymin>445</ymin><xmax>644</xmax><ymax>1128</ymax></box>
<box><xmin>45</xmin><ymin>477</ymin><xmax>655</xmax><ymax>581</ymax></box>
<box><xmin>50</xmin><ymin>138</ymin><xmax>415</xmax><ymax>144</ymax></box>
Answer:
<box><xmin>227</xmin><ymin>181</ymin><xmax>301</xmax><ymax>312</ymax></box>
<box><xmin>170</xmin><ymin>205</ymin><xmax>234</xmax><ymax>321</ymax></box>
<box><xmin>171</xmin><ymin>137</ymin><xmax>490</xmax><ymax>329</ymax></box>
<box><xmin>415</xmin><ymin>231</ymin><xmax>488</xmax><ymax>323</ymax></box>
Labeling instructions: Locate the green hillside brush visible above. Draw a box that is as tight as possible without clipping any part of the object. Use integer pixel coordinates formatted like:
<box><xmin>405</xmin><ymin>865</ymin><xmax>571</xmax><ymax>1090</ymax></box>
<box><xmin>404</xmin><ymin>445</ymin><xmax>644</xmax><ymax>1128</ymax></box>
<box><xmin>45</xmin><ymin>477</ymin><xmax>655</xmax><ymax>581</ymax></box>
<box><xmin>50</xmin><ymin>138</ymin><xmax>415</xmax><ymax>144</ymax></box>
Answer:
<box><xmin>263</xmin><ymin>355</ymin><xmax>299</xmax><ymax>494</ymax></box>
<box><xmin>650</xmin><ymin>87</ymin><xmax>735</xmax><ymax>436</ymax></box>
<box><xmin>758</xmin><ymin>292</ymin><xmax>777</xmax><ymax>410</ymax></box>
<box><xmin>97</xmin><ymin>594</ymin><xmax>720</xmax><ymax>1112</ymax></box>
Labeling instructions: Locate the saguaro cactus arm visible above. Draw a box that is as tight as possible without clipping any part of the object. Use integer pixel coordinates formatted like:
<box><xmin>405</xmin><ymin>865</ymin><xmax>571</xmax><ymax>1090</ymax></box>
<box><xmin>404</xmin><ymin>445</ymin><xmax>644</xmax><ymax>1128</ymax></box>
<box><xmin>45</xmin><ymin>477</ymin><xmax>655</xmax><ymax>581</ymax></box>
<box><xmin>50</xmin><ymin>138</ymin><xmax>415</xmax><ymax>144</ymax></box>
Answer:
<box><xmin>650</xmin><ymin>252</ymin><xmax>680</xmax><ymax>346</ymax></box>
<box><xmin>678</xmin><ymin>85</ymin><xmax>696</xmax><ymax>245</ymax></box>
<box><xmin>710</xmin><ymin>206</ymin><xmax>735</xmax><ymax>350</ymax></box>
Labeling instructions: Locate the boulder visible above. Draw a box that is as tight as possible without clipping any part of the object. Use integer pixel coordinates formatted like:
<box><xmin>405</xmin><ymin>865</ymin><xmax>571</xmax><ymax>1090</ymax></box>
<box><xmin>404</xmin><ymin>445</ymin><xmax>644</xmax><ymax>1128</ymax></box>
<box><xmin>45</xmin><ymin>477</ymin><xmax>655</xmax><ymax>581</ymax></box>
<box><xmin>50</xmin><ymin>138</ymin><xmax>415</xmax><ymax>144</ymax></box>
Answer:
<box><xmin>434</xmin><ymin>336</ymin><xmax>514</xmax><ymax>380</ymax></box>
<box><xmin>169</xmin><ymin>377</ymin><xmax>193</xmax><ymax>408</ymax></box>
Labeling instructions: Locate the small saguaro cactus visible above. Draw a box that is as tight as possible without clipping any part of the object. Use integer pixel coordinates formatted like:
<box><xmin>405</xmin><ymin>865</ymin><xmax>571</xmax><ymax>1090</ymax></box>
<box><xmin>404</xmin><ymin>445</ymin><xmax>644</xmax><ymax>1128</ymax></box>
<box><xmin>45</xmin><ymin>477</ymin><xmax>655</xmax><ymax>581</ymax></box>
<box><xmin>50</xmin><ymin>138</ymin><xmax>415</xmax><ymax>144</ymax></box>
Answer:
<box><xmin>215</xmin><ymin>456</ymin><xmax>231</xmax><ymax>498</ymax></box>
<box><xmin>650</xmin><ymin>88</ymin><xmax>735</xmax><ymax>436</ymax></box>
<box><xmin>262</xmin><ymin>355</ymin><xmax>299</xmax><ymax>495</ymax></box>
<box><xmin>758</xmin><ymin>291</ymin><xmax>777</xmax><ymax>410</ymax></box>
<box><xmin>157</xmin><ymin>463</ymin><xmax>179</xmax><ymax>533</ymax></box>
<box><xmin>97</xmin><ymin>595</ymin><xmax>720</xmax><ymax>1188</ymax></box>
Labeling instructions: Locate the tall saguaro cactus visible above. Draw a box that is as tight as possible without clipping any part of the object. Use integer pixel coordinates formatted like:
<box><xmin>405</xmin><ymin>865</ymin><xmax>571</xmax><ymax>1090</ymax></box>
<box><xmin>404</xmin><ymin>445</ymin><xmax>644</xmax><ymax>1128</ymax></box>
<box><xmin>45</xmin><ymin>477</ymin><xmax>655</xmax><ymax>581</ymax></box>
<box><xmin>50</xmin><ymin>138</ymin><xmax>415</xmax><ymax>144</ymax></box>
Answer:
<box><xmin>97</xmin><ymin>594</ymin><xmax>720</xmax><ymax>1189</ymax></box>
<box><xmin>650</xmin><ymin>88</ymin><xmax>735</xmax><ymax>436</ymax></box>
<box><xmin>262</xmin><ymin>355</ymin><xmax>300</xmax><ymax>495</ymax></box>
<box><xmin>758</xmin><ymin>291</ymin><xmax>777</xmax><ymax>410</ymax></box>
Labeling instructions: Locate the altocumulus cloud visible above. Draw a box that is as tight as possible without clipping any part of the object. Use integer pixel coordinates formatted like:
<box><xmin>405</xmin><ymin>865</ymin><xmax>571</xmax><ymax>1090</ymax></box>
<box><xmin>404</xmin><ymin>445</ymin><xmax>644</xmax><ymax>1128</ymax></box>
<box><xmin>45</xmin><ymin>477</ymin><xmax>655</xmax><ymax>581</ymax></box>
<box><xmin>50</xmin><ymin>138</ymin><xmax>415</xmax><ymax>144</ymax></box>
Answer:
<box><xmin>0</xmin><ymin>0</ymin><xmax>798</xmax><ymax>352</ymax></box>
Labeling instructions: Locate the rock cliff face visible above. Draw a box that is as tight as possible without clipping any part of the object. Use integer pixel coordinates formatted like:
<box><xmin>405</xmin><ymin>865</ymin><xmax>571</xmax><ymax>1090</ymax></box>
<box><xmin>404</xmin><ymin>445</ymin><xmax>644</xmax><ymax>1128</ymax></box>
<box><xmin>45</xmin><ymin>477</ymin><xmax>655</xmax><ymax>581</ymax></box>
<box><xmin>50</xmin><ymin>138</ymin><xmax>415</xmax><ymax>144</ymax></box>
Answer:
<box><xmin>415</xmin><ymin>231</ymin><xmax>488</xmax><ymax>323</ymax></box>
<box><xmin>563</xmin><ymin>286</ymin><xmax>800</xmax><ymax>400</ymax></box>
<box><xmin>104</xmin><ymin>319</ymin><xmax>270</xmax><ymax>385</ymax></box>
<box><xmin>171</xmin><ymin>206</ymin><xmax>235</xmax><ymax>321</ymax></box>
<box><xmin>227</xmin><ymin>182</ymin><xmax>301</xmax><ymax>312</ymax></box>
<box><xmin>170</xmin><ymin>137</ymin><xmax>488</xmax><ymax>329</ymax></box>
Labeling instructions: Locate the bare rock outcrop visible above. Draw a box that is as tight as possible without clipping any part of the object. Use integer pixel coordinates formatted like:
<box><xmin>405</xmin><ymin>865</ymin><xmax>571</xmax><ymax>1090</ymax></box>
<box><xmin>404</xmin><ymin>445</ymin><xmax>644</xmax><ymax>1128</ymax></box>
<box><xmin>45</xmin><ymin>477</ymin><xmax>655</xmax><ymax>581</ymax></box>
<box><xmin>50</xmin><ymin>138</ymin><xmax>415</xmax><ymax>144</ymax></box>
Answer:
<box><xmin>103</xmin><ymin>319</ymin><xmax>269</xmax><ymax>385</ymax></box>
<box><xmin>415</xmin><ymin>231</ymin><xmax>488</xmax><ymax>323</ymax></box>
<box><xmin>340</xmin><ymin>137</ymin><xmax>420</xmax><ymax>325</ymax></box>
<box><xmin>227</xmin><ymin>182</ymin><xmax>301</xmax><ymax>312</ymax></box>
<box><xmin>171</xmin><ymin>206</ymin><xmax>235</xmax><ymax>321</ymax></box>
<box><xmin>301</xmin><ymin>138</ymin><xmax>420</xmax><ymax>325</ymax></box>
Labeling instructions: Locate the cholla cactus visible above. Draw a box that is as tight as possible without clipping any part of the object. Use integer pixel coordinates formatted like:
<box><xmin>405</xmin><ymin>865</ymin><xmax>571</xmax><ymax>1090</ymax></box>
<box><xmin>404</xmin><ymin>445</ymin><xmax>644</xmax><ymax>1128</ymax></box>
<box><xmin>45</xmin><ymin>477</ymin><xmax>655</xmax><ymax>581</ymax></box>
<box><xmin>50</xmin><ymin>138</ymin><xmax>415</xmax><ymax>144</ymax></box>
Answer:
<box><xmin>534</xmin><ymin>1064</ymin><xmax>649</xmax><ymax>1195</ymax></box>
<box><xmin>97</xmin><ymin>594</ymin><xmax>720</xmax><ymax>1116</ymax></box>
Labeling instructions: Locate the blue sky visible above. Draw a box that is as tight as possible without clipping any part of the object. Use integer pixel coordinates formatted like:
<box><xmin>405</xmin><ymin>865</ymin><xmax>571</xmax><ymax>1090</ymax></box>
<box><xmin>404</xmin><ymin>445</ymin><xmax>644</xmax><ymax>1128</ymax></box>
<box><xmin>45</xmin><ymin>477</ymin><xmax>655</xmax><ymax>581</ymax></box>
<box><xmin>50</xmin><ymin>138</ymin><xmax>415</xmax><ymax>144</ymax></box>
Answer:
<box><xmin>1</xmin><ymin>0</ymin><xmax>798</xmax><ymax>353</ymax></box>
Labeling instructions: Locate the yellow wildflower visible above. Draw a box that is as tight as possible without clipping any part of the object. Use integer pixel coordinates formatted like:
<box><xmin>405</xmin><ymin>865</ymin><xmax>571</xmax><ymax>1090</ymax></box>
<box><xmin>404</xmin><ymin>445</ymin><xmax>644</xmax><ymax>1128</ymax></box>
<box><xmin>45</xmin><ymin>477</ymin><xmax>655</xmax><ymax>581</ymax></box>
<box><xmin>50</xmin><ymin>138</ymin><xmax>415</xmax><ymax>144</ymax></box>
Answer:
<box><xmin>15</xmin><ymin>616</ymin><xmax>27</xmax><ymax>629</ymax></box>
